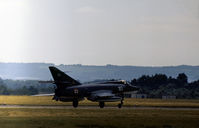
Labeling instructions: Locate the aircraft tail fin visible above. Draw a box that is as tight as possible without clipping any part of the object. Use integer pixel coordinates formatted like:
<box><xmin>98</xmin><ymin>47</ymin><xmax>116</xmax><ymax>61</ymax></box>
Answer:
<box><xmin>49</xmin><ymin>66</ymin><xmax>81</xmax><ymax>86</ymax></box>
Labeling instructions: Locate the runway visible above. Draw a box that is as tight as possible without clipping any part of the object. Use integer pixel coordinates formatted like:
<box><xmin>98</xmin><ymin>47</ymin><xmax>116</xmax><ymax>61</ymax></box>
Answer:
<box><xmin>1</xmin><ymin>104</ymin><xmax>199</xmax><ymax>110</ymax></box>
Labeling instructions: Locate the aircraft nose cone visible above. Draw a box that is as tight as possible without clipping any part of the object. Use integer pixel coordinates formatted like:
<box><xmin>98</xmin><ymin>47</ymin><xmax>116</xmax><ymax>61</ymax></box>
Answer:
<box><xmin>124</xmin><ymin>83</ymin><xmax>139</xmax><ymax>92</ymax></box>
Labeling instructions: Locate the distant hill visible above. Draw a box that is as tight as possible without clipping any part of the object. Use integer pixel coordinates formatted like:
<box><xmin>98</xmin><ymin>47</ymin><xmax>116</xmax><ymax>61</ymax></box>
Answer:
<box><xmin>0</xmin><ymin>63</ymin><xmax>199</xmax><ymax>82</ymax></box>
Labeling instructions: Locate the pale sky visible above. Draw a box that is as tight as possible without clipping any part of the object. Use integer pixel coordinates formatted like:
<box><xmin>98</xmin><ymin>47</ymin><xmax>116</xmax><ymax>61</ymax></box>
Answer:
<box><xmin>0</xmin><ymin>0</ymin><xmax>199</xmax><ymax>66</ymax></box>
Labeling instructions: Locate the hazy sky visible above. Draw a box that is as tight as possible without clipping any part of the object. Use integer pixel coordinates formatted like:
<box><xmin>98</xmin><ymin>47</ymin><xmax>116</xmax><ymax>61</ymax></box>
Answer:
<box><xmin>0</xmin><ymin>0</ymin><xmax>199</xmax><ymax>66</ymax></box>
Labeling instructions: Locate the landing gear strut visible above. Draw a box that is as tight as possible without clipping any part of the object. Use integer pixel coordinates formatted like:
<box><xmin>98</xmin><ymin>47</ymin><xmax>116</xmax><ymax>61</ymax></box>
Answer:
<box><xmin>118</xmin><ymin>100</ymin><xmax>123</xmax><ymax>108</ymax></box>
<box><xmin>99</xmin><ymin>102</ymin><xmax>105</xmax><ymax>108</ymax></box>
<box><xmin>73</xmin><ymin>99</ymin><xmax>78</xmax><ymax>108</ymax></box>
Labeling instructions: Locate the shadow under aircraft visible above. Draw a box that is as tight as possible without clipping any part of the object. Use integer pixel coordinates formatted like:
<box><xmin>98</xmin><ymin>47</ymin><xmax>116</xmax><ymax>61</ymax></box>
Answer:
<box><xmin>39</xmin><ymin>66</ymin><xmax>139</xmax><ymax>108</ymax></box>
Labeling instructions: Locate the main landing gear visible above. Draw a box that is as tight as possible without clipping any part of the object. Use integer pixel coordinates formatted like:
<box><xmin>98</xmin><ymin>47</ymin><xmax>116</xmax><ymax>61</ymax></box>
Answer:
<box><xmin>98</xmin><ymin>100</ymin><xmax>124</xmax><ymax>108</ymax></box>
<box><xmin>99</xmin><ymin>102</ymin><xmax>105</xmax><ymax>108</ymax></box>
<box><xmin>73</xmin><ymin>99</ymin><xmax>78</xmax><ymax>108</ymax></box>
<box><xmin>73</xmin><ymin>88</ymin><xmax>79</xmax><ymax>108</ymax></box>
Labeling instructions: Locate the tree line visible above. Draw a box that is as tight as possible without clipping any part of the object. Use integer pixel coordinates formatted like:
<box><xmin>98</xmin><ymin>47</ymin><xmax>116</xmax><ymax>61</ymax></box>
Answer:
<box><xmin>0</xmin><ymin>78</ymin><xmax>54</xmax><ymax>95</ymax></box>
<box><xmin>131</xmin><ymin>73</ymin><xmax>199</xmax><ymax>99</ymax></box>
<box><xmin>0</xmin><ymin>73</ymin><xmax>199</xmax><ymax>98</ymax></box>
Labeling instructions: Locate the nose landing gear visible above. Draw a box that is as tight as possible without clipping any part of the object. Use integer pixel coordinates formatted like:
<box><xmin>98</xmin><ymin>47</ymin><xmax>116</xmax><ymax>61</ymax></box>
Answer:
<box><xmin>118</xmin><ymin>97</ymin><xmax>124</xmax><ymax>108</ymax></box>
<box><xmin>118</xmin><ymin>100</ymin><xmax>123</xmax><ymax>108</ymax></box>
<box><xmin>99</xmin><ymin>102</ymin><xmax>105</xmax><ymax>108</ymax></box>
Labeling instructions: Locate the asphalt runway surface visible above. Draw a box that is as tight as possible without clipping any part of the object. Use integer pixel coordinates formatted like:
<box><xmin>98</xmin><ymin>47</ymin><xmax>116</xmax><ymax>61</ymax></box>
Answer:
<box><xmin>0</xmin><ymin>105</ymin><xmax>199</xmax><ymax>110</ymax></box>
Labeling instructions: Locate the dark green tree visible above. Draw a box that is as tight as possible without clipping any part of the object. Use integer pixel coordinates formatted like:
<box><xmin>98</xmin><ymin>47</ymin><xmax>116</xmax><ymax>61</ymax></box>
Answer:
<box><xmin>177</xmin><ymin>73</ymin><xmax>188</xmax><ymax>86</ymax></box>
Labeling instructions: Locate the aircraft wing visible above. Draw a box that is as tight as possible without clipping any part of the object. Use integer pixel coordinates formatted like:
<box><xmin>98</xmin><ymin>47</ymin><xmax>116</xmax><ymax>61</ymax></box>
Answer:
<box><xmin>91</xmin><ymin>90</ymin><xmax>115</xmax><ymax>97</ymax></box>
<box><xmin>88</xmin><ymin>90</ymin><xmax>121</xmax><ymax>102</ymax></box>
<box><xmin>32</xmin><ymin>93</ymin><xmax>55</xmax><ymax>96</ymax></box>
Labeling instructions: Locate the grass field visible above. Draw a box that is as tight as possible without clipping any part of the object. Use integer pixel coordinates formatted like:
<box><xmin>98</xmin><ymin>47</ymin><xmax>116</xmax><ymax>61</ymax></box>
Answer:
<box><xmin>0</xmin><ymin>95</ymin><xmax>199</xmax><ymax>108</ymax></box>
<box><xmin>0</xmin><ymin>108</ymin><xmax>199</xmax><ymax>128</ymax></box>
<box><xmin>0</xmin><ymin>96</ymin><xmax>199</xmax><ymax>128</ymax></box>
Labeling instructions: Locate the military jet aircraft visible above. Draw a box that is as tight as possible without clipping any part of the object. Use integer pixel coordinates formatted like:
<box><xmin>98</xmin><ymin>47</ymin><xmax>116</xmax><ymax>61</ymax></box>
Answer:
<box><xmin>46</xmin><ymin>66</ymin><xmax>138</xmax><ymax>108</ymax></box>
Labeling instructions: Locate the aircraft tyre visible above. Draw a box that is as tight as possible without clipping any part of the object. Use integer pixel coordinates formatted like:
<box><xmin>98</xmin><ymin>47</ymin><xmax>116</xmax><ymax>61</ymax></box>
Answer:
<box><xmin>118</xmin><ymin>103</ymin><xmax>122</xmax><ymax>108</ymax></box>
<box><xmin>73</xmin><ymin>99</ymin><xmax>78</xmax><ymax>108</ymax></box>
<box><xmin>99</xmin><ymin>102</ymin><xmax>105</xmax><ymax>108</ymax></box>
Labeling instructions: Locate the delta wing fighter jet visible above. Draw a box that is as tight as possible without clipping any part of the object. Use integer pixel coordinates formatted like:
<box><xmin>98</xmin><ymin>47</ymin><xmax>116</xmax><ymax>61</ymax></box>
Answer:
<box><xmin>47</xmin><ymin>66</ymin><xmax>138</xmax><ymax>108</ymax></box>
